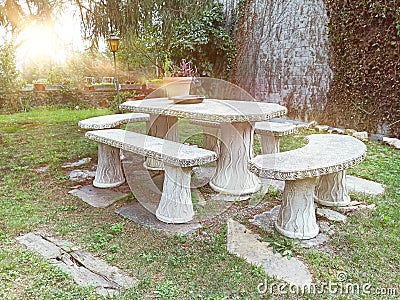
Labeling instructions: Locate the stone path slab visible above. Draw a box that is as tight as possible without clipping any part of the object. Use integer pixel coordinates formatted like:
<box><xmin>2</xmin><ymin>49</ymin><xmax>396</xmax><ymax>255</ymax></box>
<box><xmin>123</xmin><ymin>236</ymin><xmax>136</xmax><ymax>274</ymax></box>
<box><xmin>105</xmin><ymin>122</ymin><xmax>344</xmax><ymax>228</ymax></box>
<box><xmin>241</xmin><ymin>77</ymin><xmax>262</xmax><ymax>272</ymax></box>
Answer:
<box><xmin>62</xmin><ymin>158</ymin><xmax>92</xmax><ymax>168</ymax></box>
<box><xmin>250</xmin><ymin>205</ymin><xmax>332</xmax><ymax>250</ymax></box>
<box><xmin>115</xmin><ymin>202</ymin><xmax>201</xmax><ymax>235</ymax></box>
<box><xmin>346</xmin><ymin>175</ymin><xmax>385</xmax><ymax>195</ymax></box>
<box><xmin>69</xmin><ymin>185</ymin><xmax>128</xmax><ymax>208</ymax></box>
<box><xmin>69</xmin><ymin>170</ymin><xmax>96</xmax><ymax>182</ymax></box>
<box><xmin>316</xmin><ymin>208</ymin><xmax>347</xmax><ymax>222</ymax></box>
<box><xmin>227</xmin><ymin>219</ymin><xmax>312</xmax><ymax>287</ymax></box>
<box><xmin>16</xmin><ymin>231</ymin><xmax>138</xmax><ymax>297</ymax></box>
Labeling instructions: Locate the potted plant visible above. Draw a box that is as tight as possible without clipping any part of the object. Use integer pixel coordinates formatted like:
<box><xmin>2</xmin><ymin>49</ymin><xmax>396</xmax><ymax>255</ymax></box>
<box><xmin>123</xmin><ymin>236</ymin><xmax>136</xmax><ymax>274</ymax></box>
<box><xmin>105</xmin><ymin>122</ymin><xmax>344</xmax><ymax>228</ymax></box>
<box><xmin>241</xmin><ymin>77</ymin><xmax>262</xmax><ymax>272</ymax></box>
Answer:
<box><xmin>33</xmin><ymin>79</ymin><xmax>47</xmax><ymax>91</ymax></box>
<box><xmin>163</xmin><ymin>59</ymin><xmax>197</xmax><ymax>98</ymax></box>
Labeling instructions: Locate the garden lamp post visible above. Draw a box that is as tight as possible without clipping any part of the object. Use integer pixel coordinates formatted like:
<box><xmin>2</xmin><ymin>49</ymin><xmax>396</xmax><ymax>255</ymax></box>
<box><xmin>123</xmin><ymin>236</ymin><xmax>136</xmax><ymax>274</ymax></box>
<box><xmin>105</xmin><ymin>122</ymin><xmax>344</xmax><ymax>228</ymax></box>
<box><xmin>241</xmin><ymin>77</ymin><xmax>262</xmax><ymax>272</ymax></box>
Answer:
<box><xmin>108</xmin><ymin>34</ymin><xmax>120</xmax><ymax>107</ymax></box>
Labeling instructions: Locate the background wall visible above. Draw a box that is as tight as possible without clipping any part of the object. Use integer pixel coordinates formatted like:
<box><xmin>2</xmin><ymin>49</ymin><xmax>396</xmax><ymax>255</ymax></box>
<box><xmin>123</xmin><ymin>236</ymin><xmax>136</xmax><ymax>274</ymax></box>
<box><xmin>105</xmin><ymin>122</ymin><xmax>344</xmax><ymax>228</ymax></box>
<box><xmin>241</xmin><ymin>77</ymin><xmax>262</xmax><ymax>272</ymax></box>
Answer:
<box><xmin>222</xmin><ymin>0</ymin><xmax>399</xmax><ymax>137</ymax></box>
<box><xmin>225</xmin><ymin>0</ymin><xmax>331</xmax><ymax>121</ymax></box>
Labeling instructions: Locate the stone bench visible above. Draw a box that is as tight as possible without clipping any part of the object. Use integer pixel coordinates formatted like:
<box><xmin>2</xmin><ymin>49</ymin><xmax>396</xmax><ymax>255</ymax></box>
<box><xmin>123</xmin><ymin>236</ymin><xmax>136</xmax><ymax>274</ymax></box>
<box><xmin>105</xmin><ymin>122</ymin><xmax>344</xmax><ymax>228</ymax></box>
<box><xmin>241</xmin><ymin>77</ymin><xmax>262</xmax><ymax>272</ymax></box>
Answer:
<box><xmin>189</xmin><ymin>119</ymin><xmax>298</xmax><ymax>154</ymax></box>
<box><xmin>254</xmin><ymin>122</ymin><xmax>297</xmax><ymax>154</ymax></box>
<box><xmin>78</xmin><ymin>113</ymin><xmax>150</xmax><ymax>130</ymax></box>
<box><xmin>85</xmin><ymin>129</ymin><xmax>217</xmax><ymax>223</ymax></box>
<box><xmin>248</xmin><ymin>134</ymin><xmax>367</xmax><ymax>239</ymax></box>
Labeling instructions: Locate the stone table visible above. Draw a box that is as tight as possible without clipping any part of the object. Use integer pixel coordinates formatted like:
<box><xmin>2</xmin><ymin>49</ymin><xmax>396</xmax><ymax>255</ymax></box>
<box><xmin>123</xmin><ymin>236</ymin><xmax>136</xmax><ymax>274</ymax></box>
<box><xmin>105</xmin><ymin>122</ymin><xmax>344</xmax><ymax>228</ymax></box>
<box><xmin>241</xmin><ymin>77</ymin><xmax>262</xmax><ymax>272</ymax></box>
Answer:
<box><xmin>120</xmin><ymin>98</ymin><xmax>287</xmax><ymax>198</ymax></box>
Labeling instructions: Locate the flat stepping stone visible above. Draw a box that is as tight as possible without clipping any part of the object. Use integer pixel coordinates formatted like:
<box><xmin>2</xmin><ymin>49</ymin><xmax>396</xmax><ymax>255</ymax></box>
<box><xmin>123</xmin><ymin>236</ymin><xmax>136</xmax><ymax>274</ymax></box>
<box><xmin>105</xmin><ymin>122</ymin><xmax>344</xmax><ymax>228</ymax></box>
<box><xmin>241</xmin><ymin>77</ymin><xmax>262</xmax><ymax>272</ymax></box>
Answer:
<box><xmin>62</xmin><ymin>157</ymin><xmax>92</xmax><ymax>168</ymax></box>
<box><xmin>346</xmin><ymin>176</ymin><xmax>385</xmax><ymax>196</ymax></box>
<box><xmin>115</xmin><ymin>202</ymin><xmax>201</xmax><ymax>235</ymax></box>
<box><xmin>317</xmin><ymin>208</ymin><xmax>347</xmax><ymax>222</ymax></box>
<box><xmin>227</xmin><ymin>219</ymin><xmax>312</xmax><ymax>287</ymax></box>
<box><xmin>69</xmin><ymin>170</ymin><xmax>96</xmax><ymax>182</ymax></box>
<box><xmin>16</xmin><ymin>231</ymin><xmax>138</xmax><ymax>297</ymax></box>
<box><xmin>250</xmin><ymin>206</ymin><xmax>331</xmax><ymax>249</ymax></box>
<box><xmin>250</xmin><ymin>205</ymin><xmax>281</xmax><ymax>234</ymax></box>
<box><xmin>69</xmin><ymin>185</ymin><xmax>128</xmax><ymax>208</ymax></box>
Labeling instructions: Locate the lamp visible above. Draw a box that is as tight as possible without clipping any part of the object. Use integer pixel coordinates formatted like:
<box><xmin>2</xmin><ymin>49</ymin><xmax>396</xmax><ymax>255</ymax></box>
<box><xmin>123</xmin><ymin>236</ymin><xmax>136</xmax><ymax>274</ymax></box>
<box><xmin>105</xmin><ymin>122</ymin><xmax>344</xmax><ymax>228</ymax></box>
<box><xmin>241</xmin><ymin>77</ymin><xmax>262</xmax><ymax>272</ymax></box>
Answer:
<box><xmin>108</xmin><ymin>34</ymin><xmax>119</xmax><ymax>52</ymax></box>
<box><xmin>108</xmin><ymin>34</ymin><xmax>120</xmax><ymax>108</ymax></box>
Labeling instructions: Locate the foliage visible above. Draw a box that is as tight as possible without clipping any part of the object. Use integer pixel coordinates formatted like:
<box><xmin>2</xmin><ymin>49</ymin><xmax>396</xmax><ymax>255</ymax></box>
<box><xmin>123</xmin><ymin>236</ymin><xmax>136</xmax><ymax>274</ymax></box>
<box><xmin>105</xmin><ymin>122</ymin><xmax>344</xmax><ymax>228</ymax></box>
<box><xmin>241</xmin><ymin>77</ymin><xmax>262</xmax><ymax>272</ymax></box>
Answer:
<box><xmin>0</xmin><ymin>43</ymin><xmax>26</xmax><ymax>112</ymax></box>
<box><xmin>0</xmin><ymin>1</ymin><xmax>65</xmax><ymax>36</ymax></box>
<box><xmin>22</xmin><ymin>51</ymin><xmax>115</xmax><ymax>87</ymax></box>
<box><xmin>261</xmin><ymin>234</ymin><xmax>297</xmax><ymax>260</ymax></box>
<box><xmin>0</xmin><ymin>43</ymin><xmax>23</xmax><ymax>94</ymax></box>
<box><xmin>76</xmin><ymin>0</ymin><xmax>236</xmax><ymax>78</ymax></box>
<box><xmin>325</xmin><ymin>0</ymin><xmax>400</xmax><ymax>137</ymax></box>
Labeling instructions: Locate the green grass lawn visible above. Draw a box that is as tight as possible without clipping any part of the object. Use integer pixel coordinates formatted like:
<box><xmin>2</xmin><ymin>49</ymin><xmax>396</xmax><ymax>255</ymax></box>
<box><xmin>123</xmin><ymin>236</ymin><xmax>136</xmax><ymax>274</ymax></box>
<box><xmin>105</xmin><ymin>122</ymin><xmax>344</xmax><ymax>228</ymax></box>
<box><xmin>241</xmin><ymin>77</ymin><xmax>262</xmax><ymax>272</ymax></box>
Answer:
<box><xmin>0</xmin><ymin>107</ymin><xmax>399</xmax><ymax>299</ymax></box>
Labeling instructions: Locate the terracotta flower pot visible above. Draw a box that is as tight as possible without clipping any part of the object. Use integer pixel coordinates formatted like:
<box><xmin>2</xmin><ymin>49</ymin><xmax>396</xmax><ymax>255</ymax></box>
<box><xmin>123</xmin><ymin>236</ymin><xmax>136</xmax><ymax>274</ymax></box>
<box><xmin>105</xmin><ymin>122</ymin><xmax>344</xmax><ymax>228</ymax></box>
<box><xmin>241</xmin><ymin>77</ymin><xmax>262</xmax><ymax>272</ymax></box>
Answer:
<box><xmin>33</xmin><ymin>83</ymin><xmax>45</xmax><ymax>91</ymax></box>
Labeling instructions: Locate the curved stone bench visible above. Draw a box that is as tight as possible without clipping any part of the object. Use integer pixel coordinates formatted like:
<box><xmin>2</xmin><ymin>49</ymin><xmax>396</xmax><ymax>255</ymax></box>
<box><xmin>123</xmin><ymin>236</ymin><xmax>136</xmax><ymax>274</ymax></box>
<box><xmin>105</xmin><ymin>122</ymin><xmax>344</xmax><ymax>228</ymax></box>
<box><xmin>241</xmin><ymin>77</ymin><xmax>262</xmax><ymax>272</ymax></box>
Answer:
<box><xmin>249</xmin><ymin>134</ymin><xmax>367</xmax><ymax>239</ymax></box>
<box><xmin>85</xmin><ymin>129</ymin><xmax>217</xmax><ymax>223</ymax></box>
<box><xmin>254</xmin><ymin>122</ymin><xmax>297</xmax><ymax>154</ymax></box>
<box><xmin>78</xmin><ymin>113</ymin><xmax>150</xmax><ymax>129</ymax></box>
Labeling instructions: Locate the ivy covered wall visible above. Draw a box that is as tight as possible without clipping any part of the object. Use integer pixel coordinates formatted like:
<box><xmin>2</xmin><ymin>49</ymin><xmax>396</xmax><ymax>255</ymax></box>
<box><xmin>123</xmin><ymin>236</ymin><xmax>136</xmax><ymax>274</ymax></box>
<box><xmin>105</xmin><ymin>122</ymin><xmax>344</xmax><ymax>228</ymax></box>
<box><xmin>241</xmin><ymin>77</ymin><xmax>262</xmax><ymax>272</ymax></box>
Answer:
<box><xmin>324</xmin><ymin>0</ymin><xmax>400</xmax><ymax>137</ymax></box>
<box><xmin>222</xmin><ymin>0</ymin><xmax>399</xmax><ymax>137</ymax></box>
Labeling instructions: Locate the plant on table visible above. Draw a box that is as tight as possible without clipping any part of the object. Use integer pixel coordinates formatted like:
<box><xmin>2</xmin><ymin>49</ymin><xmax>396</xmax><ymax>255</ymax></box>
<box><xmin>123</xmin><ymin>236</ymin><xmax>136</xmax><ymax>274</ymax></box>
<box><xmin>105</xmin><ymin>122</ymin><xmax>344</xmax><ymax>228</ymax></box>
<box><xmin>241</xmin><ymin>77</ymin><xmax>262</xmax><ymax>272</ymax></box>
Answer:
<box><xmin>163</xmin><ymin>58</ymin><xmax>198</xmax><ymax>97</ymax></box>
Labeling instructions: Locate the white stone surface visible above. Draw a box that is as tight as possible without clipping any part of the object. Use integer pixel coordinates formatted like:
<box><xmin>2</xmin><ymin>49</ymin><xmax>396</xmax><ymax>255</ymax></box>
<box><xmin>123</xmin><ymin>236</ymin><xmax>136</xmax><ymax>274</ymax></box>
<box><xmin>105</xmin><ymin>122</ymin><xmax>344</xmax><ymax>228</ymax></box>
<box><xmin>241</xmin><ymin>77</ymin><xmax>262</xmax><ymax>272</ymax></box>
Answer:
<box><xmin>316</xmin><ymin>208</ymin><xmax>347</xmax><ymax>222</ymax></box>
<box><xmin>85</xmin><ymin>129</ymin><xmax>217</xmax><ymax>223</ymax></box>
<box><xmin>156</xmin><ymin>166</ymin><xmax>194</xmax><ymax>223</ymax></box>
<box><xmin>346</xmin><ymin>176</ymin><xmax>385</xmax><ymax>196</ymax></box>
<box><xmin>144</xmin><ymin>114</ymin><xmax>179</xmax><ymax>170</ymax></box>
<box><xmin>93</xmin><ymin>143</ymin><xmax>125</xmax><ymax>188</ymax></box>
<box><xmin>315</xmin><ymin>171</ymin><xmax>350</xmax><ymax>206</ymax></box>
<box><xmin>276</xmin><ymin>178</ymin><xmax>319</xmax><ymax>239</ymax></box>
<box><xmin>17</xmin><ymin>232</ymin><xmax>138</xmax><ymax>297</ymax></box>
<box><xmin>69</xmin><ymin>170</ymin><xmax>96</xmax><ymax>182</ymax></box>
<box><xmin>249</xmin><ymin>134</ymin><xmax>366</xmax><ymax>239</ymax></box>
<box><xmin>255</xmin><ymin>121</ymin><xmax>297</xmax><ymax>136</ymax></box>
<box><xmin>78</xmin><ymin>113</ymin><xmax>149</xmax><ymax>129</ymax></box>
<box><xmin>121</xmin><ymin>98</ymin><xmax>287</xmax><ymax>197</ymax></box>
<box><xmin>383</xmin><ymin>137</ymin><xmax>400</xmax><ymax>149</ymax></box>
<box><xmin>352</xmin><ymin>131</ymin><xmax>369</xmax><ymax>141</ymax></box>
<box><xmin>120</xmin><ymin>98</ymin><xmax>287</xmax><ymax>123</ymax></box>
<box><xmin>62</xmin><ymin>157</ymin><xmax>92</xmax><ymax>168</ymax></box>
<box><xmin>86</xmin><ymin>129</ymin><xmax>217</xmax><ymax>168</ymax></box>
<box><xmin>249</xmin><ymin>134</ymin><xmax>366</xmax><ymax>181</ymax></box>
<box><xmin>315</xmin><ymin>125</ymin><xmax>329</xmax><ymax>132</ymax></box>
<box><xmin>255</xmin><ymin>122</ymin><xmax>297</xmax><ymax>154</ymax></box>
<box><xmin>210</xmin><ymin>122</ymin><xmax>261</xmax><ymax>196</ymax></box>
<box><xmin>227</xmin><ymin>219</ymin><xmax>313</xmax><ymax>287</ymax></box>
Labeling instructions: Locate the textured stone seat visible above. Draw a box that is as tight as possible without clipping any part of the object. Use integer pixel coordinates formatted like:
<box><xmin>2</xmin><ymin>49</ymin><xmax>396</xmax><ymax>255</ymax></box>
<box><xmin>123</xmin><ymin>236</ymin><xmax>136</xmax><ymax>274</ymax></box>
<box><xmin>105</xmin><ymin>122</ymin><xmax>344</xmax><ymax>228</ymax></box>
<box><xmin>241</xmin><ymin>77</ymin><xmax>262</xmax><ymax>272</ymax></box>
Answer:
<box><xmin>85</xmin><ymin>129</ymin><xmax>217</xmax><ymax>224</ymax></box>
<box><xmin>78</xmin><ymin>113</ymin><xmax>149</xmax><ymax>129</ymax></box>
<box><xmin>249</xmin><ymin>134</ymin><xmax>366</xmax><ymax>239</ymax></box>
<box><xmin>254</xmin><ymin>122</ymin><xmax>298</xmax><ymax>154</ymax></box>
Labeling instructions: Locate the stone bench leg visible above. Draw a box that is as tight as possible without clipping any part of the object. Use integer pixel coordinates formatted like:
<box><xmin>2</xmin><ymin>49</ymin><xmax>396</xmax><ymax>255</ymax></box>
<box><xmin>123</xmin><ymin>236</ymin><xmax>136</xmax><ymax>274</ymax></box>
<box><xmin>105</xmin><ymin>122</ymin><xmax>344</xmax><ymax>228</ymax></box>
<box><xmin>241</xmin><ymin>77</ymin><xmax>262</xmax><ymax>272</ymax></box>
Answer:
<box><xmin>275</xmin><ymin>177</ymin><xmax>319</xmax><ymax>239</ymax></box>
<box><xmin>156</xmin><ymin>165</ymin><xmax>194</xmax><ymax>223</ymax></box>
<box><xmin>93</xmin><ymin>143</ymin><xmax>125</xmax><ymax>188</ymax></box>
<box><xmin>314</xmin><ymin>171</ymin><xmax>350</xmax><ymax>206</ymax></box>
<box><xmin>260</xmin><ymin>133</ymin><xmax>280</xmax><ymax>154</ymax></box>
